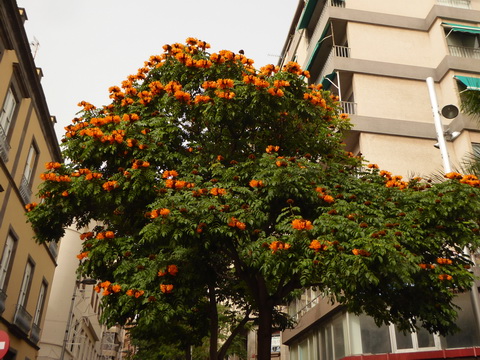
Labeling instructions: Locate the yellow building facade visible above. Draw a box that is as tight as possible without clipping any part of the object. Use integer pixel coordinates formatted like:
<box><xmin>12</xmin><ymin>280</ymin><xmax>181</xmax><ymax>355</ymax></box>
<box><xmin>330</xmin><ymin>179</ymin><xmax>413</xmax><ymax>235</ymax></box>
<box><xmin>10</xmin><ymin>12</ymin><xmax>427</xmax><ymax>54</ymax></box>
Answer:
<box><xmin>0</xmin><ymin>0</ymin><xmax>61</xmax><ymax>359</ymax></box>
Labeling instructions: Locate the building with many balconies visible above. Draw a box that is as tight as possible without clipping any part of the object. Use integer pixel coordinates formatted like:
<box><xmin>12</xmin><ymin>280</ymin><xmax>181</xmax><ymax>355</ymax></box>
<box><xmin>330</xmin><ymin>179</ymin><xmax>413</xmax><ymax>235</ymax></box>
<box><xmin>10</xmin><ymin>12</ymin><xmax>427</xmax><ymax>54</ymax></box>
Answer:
<box><xmin>0</xmin><ymin>0</ymin><xmax>62</xmax><ymax>358</ymax></box>
<box><xmin>277</xmin><ymin>0</ymin><xmax>480</xmax><ymax>359</ymax></box>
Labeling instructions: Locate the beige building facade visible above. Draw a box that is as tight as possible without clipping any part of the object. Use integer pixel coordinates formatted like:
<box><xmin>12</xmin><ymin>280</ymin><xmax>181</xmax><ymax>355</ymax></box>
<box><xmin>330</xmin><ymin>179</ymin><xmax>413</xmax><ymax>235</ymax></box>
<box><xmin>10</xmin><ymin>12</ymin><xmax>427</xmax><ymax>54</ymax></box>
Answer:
<box><xmin>0</xmin><ymin>0</ymin><xmax>62</xmax><ymax>359</ymax></box>
<box><xmin>278</xmin><ymin>0</ymin><xmax>480</xmax><ymax>359</ymax></box>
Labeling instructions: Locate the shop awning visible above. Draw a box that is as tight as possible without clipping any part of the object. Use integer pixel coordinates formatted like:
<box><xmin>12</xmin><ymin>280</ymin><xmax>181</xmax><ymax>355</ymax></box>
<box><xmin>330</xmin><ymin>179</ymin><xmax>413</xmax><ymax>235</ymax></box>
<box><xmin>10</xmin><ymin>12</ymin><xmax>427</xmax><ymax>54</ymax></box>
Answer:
<box><xmin>304</xmin><ymin>23</ymin><xmax>331</xmax><ymax>71</ymax></box>
<box><xmin>297</xmin><ymin>0</ymin><xmax>318</xmax><ymax>30</ymax></box>
<box><xmin>455</xmin><ymin>75</ymin><xmax>480</xmax><ymax>91</ymax></box>
<box><xmin>442</xmin><ymin>22</ymin><xmax>480</xmax><ymax>35</ymax></box>
<box><xmin>321</xmin><ymin>72</ymin><xmax>337</xmax><ymax>90</ymax></box>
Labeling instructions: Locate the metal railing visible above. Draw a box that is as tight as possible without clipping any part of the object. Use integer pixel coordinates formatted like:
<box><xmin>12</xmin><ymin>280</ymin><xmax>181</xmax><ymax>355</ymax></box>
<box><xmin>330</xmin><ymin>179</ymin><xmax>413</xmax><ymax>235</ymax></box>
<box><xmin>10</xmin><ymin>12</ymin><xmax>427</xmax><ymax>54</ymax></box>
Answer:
<box><xmin>448</xmin><ymin>45</ymin><xmax>480</xmax><ymax>60</ymax></box>
<box><xmin>13</xmin><ymin>304</ymin><xmax>33</xmax><ymax>334</ymax></box>
<box><xmin>19</xmin><ymin>175</ymin><xmax>32</xmax><ymax>204</ymax></box>
<box><xmin>30</xmin><ymin>323</ymin><xmax>41</xmax><ymax>344</ymax></box>
<box><xmin>340</xmin><ymin>101</ymin><xmax>357</xmax><ymax>115</ymax></box>
<box><xmin>0</xmin><ymin>127</ymin><xmax>10</xmax><ymax>163</ymax></box>
<box><xmin>330</xmin><ymin>0</ymin><xmax>346</xmax><ymax>7</ymax></box>
<box><xmin>334</xmin><ymin>45</ymin><xmax>350</xmax><ymax>58</ymax></box>
<box><xmin>436</xmin><ymin>0</ymin><xmax>471</xmax><ymax>8</ymax></box>
<box><xmin>0</xmin><ymin>289</ymin><xmax>6</xmax><ymax>314</ymax></box>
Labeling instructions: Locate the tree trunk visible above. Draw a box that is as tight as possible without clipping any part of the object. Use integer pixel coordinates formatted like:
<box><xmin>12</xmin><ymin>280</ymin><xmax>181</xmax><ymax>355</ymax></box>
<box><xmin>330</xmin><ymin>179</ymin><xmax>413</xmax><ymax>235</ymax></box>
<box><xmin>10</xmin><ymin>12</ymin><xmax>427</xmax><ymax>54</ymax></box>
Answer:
<box><xmin>256</xmin><ymin>302</ymin><xmax>274</xmax><ymax>360</ymax></box>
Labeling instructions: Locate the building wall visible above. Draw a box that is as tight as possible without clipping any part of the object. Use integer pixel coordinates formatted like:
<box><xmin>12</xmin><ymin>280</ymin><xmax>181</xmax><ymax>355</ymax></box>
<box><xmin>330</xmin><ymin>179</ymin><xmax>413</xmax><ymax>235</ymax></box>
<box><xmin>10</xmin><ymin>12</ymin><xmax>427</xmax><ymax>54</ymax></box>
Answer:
<box><xmin>278</xmin><ymin>0</ymin><xmax>480</xmax><ymax>359</ymax></box>
<box><xmin>0</xmin><ymin>0</ymin><xmax>62</xmax><ymax>359</ymax></box>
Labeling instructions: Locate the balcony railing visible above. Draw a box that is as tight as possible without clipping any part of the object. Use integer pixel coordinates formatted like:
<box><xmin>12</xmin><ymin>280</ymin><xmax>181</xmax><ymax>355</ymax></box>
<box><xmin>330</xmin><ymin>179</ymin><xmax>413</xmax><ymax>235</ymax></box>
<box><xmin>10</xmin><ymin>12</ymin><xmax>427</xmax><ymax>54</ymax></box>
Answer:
<box><xmin>448</xmin><ymin>45</ymin><xmax>480</xmax><ymax>60</ymax></box>
<box><xmin>339</xmin><ymin>101</ymin><xmax>357</xmax><ymax>115</ymax></box>
<box><xmin>0</xmin><ymin>289</ymin><xmax>6</xmax><ymax>314</ymax></box>
<box><xmin>19</xmin><ymin>175</ymin><xmax>32</xmax><ymax>204</ymax></box>
<box><xmin>436</xmin><ymin>0</ymin><xmax>471</xmax><ymax>8</ymax></box>
<box><xmin>13</xmin><ymin>304</ymin><xmax>33</xmax><ymax>334</ymax></box>
<box><xmin>0</xmin><ymin>127</ymin><xmax>10</xmax><ymax>163</ymax></box>
<box><xmin>334</xmin><ymin>45</ymin><xmax>350</xmax><ymax>58</ymax></box>
<box><xmin>30</xmin><ymin>323</ymin><xmax>41</xmax><ymax>344</ymax></box>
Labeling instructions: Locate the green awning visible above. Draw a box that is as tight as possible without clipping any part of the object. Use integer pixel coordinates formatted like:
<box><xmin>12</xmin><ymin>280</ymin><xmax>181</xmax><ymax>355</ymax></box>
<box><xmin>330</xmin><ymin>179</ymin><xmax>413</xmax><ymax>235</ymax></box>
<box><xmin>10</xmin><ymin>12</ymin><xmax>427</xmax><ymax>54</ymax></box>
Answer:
<box><xmin>321</xmin><ymin>72</ymin><xmax>337</xmax><ymax>90</ymax></box>
<box><xmin>297</xmin><ymin>0</ymin><xmax>318</xmax><ymax>30</ymax></box>
<box><xmin>442</xmin><ymin>22</ymin><xmax>480</xmax><ymax>35</ymax></box>
<box><xmin>455</xmin><ymin>75</ymin><xmax>480</xmax><ymax>91</ymax></box>
<box><xmin>305</xmin><ymin>23</ymin><xmax>331</xmax><ymax>71</ymax></box>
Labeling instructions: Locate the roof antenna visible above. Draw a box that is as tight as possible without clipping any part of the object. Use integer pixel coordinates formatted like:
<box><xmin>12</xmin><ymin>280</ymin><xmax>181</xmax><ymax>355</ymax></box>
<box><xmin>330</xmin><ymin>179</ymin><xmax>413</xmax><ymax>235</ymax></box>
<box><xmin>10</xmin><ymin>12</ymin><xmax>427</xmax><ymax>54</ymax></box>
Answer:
<box><xmin>30</xmin><ymin>36</ymin><xmax>40</xmax><ymax>59</ymax></box>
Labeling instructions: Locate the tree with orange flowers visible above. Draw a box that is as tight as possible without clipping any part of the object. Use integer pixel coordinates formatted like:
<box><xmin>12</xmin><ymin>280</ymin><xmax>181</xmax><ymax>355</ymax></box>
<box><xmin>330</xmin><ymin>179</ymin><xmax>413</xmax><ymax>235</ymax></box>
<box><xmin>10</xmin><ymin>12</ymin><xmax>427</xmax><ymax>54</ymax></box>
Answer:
<box><xmin>26</xmin><ymin>38</ymin><xmax>480</xmax><ymax>360</ymax></box>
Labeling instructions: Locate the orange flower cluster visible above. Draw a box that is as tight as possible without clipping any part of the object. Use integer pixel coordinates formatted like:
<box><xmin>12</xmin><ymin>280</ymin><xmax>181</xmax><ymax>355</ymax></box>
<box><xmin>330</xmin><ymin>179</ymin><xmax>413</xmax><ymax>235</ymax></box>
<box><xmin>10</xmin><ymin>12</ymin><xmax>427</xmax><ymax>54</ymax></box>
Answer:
<box><xmin>292</xmin><ymin>219</ymin><xmax>314</xmax><ymax>230</ymax></box>
<box><xmin>259</xmin><ymin>64</ymin><xmax>279</xmax><ymax>76</ymax></box>
<box><xmin>90</xmin><ymin>115</ymin><xmax>121</xmax><ymax>127</ymax></box>
<box><xmin>40</xmin><ymin>173</ymin><xmax>72</xmax><ymax>182</ymax></box>
<box><xmin>437</xmin><ymin>258</ymin><xmax>453</xmax><ymax>265</ymax></box>
<box><xmin>210</xmin><ymin>187</ymin><xmax>227</xmax><ymax>196</ymax></box>
<box><xmin>150</xmin><ymin>208</ymin><xmax>170</xmax><ymax>218</ymax></box>
<box><xmin>126</xmin><ymin>289</ymin><xmax>145</xmax><ymax>298</ymax></box>
<box><xmin>267</xmin><ymin>87</ymin><xmax>284</xmax><ymax>97</ymax></box>
<box><xmin>148</xmin><ymin>81</ymin><xmax>164</xmax><ymax>95</ymax></box>
<box><xmin>96</xmin><ymin>231</ymin><xmax>115</xmax><ymax>240</ymax></box>
<box><xmin>80</xmin><ymin>232</ymin><xmax>94</xmax><ymax>240</ymax></box>
<box><xmin>76</xmin><ymin>251</ymin><xmax>89</xmax><ymax>260</ymax></box>
<box><xmin>249</xmin><ymin>179</ymin><xmax>264</xmax><ymax>188</ymax></box>
<box><xmin>438</xmin><ymin>274</ymin><xmax>453</xmax><ymax>281</ymax></box>
<box><xmin>165</xmin><ymin>179</ymin><xmax>194</xmax><ymax>189</ymax></box>
<box><xmin>419</xmin><ymin>263</ymin><xmax>436</xmax><ymax>270</ymax></box>
<box><xmin>273</xmin><ymin>80</ymin><xmax>290</xmax><ymax>88</ymax></box>
<box><xmin>102</xmin><ymin>181</ymin><xmax>118</xmax><ymax>191</ymax></box>
<box><xmin>174</xmin><ymin>90</ymin><xmax>191</xmax><ymax>103</ymax></box>
<box><xmin>215</xmin><ymin>90</ymin><xmax>235</xmax><ymax>99</ymax></box>
<box><xmin>315</xmin><ymin>187</ymin><xmax>335</xmax><ymax>204</ymax></box>
<box><xmin>132</xmin><ymin>159</ymin><xmax>150</xmax><ymax>169</ymax></box>
<box><xmin>282</xmin><ymin>61</ymin><xmax>309</xmax><ymax>77</ymax></box>
<box><xmin>158</xmin><ymin>264</ymin><xmax>178</xmax><ymax>276</ymax></box>
<box><xmin>138</xmin><ymin>90</ymin><xmax>153</xmax><ymax>105</ymax></box>
<box><xmin>269</xmin><ymin>241</ymin><xmax>291</xmax><ymax>254</ymax></box>
<box><xmin>445</xmin><ymin>172</ymin><xmax>480</xmax><ymax>187</ymax></box>
<box><xmin>96</xmin><ymin>281</ymin><xmax>120</xmax><ymax>296</ymax></box>
<box><xmin>191</xmin><ymin>188</ymin><xmax>209</xmax><ymax>197</ymax></box>
<box><xmin>216</xmin><ymin>79</ymin><xmax>235</xmax><ymax>89</ymax></box>
<box><xmin>162</xmin><ymin>170</ymin><xmax>179</xmax><ymax>178</ymax></box>
<box><xmin>352</xmin><ymin>248</ymin><xmax>371</xmax><ymax>256</ymax></box>
<box><xmin>266</xmin><ymin>145</ymin><xmax>280</xmax><ymax>153</ymax></box>
<box><xmin>202</xmin><ymin>81</ymin><xmax>217</xmax><ymax>90</ymax></box>
<box><xmin>64</xmin><ymin>120</ymin><xmax>89</xmax><ymax>138</ymax></box>
<box><xmin>228</xmin><ymin>217</ymin><xmax>246</xmax><ymax>230</ymax></box>
<box><xmin>304</xmin><ymin>92</ymin><xmax>326</xmax><ymax>107</ymax></box>
<box><xmin>309</xmin><ymin>239</ymin><xmax>331</xmax><ymax>252</ymax></box>
<box><xmin>45</xmin><ymin>162</ymin><xmax>62</xmax><ymax>170</ymax></box>
<box><xmin>25</xmin><ymin>202</ymin><xmax>38</xmax><ymax>212</ymax></box>
<box><xmin>79</xmin><ymin>127</ymin><xmax>104</xmax><ymax>139</ymax></box>
<box><xmin>367</xmin><ymin>163</ymin><xmax>379</xmax><ymax>169</ymax></box>
<box><xmin>165</xmin><ymin>81</ymin><xmax>182</xmax><ymax>94</ymax></box>
<box><xmin>276</xmin><ymin>157</ymin><xmax>288</xmax><ymax>167</ymax></box>
<box><xmin>100</xmin><ymin>129</ymin><xmax>125</xmax><ymax>144</ymax></box>
<box><xmin>380</xmin><ymin>171</ymin><xmax>408</xmax><ymax>189</ymax></box>
<box><xmin>194</xmin><ymin>95</ymin><xmax>212</xmax><ymax>104</ymax></box>
<box><xmin>160</xmin><ymin>284</ymin><xmax>174</xmax><ymax>293</ymax></box>
<box><xmin>78</xmin><ymin>100</ymin><xmax>96</xmax><ymax>111</ymax></box>
<box><xmin>122</xmin><ymin>113</ymin><xmax>140</xmax><ymax>122</ymax></box>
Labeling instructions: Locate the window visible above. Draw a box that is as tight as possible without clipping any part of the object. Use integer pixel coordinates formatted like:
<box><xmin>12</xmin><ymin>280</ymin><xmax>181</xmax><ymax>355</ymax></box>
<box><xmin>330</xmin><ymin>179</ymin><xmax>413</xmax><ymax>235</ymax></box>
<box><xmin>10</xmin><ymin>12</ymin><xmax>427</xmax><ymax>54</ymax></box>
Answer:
<box><xmin>33</xmin><ymin>281</ymin><xmax>47</xmax><ymax>325</ymax></box>
<box><xmin>18</xmin><ymin>260</ymin><xmax>34</xmax><ymax>307</ymax></box>
<box><xmin>19</xmin><ymin>143</ymin><xmax>38</xmax><ymax>203</ymax></box>
<box><xmin>0</xmin><ymin>233</ymin><xmax>16</xmax><ymax>291</ymax></box>
<box><xmin>0</xmin><ymin>87</ymin><xmax>17</xmax><ymax>140</ymax></box>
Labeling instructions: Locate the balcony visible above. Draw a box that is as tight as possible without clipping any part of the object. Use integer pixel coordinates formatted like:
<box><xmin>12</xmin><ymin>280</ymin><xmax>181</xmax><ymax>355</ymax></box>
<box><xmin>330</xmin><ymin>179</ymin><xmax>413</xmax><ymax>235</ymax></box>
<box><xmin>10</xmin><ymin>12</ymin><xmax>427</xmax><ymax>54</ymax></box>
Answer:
<box><xmin>13</xmin><ymin>304</ymin><xmax>32</xmax><ymax>335</ymax></box>
<box><xmin>318</xmin><ymin>45</ymin><xmax>350</xmax><ymax>84</ymax></box>
<box><xmin>436</xmin><ymin>0</ymin><xmax>471</xmax><ymax>8</ymax></box>
<box><xmin>30</xmin><ymin>323</ymin><xmax>41</xmax><ymax>344</ymax></box>
<box><xmin>0</xmin><ymin>127</ymin><xmax>10</xmax><ymax>163</ymax></box>
<box><xmin>339</xmin><ymin>101</ymin><xmax>357</xmax><ymax>115</ymax></box>
<box><xmin>448</xmin><ymin>45</ymin><xmax>480</xmax><ymax>60</ymax></box>
<box><xmin>19</xmin><ymin>175</ymin><xmax>32</xmax><ymax>204</ymax></box>
<box><xmin>0</xmin><ymin>289</ymin><xmax>6</xmax><ymax>313</ymax></box>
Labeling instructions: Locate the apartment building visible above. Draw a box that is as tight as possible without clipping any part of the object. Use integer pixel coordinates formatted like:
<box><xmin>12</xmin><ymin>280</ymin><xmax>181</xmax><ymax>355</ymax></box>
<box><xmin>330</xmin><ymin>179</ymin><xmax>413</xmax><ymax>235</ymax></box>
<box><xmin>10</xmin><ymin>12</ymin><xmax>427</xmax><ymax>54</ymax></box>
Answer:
<box><xmin>278</xmin><ymin>0</ymin><xmax>480</xmax><ymax>359</ymax></box>
<box><xmin>37</xmin><ymin>225</ymin><xmax>124</xmax><ymax>360</ymax></box>
<box><xmin>0</xmin><ymin>0</ymin><xmax>62</xmax><ymax>359</ymax></box>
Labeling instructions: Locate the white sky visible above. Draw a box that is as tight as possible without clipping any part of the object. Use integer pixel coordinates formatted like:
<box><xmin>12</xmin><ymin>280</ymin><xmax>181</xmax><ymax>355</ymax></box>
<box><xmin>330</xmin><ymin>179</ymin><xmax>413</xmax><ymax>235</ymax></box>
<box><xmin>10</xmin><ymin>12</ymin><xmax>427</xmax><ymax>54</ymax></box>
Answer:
<box><xmin>18</xmin><ymin>0</ymin><xmax>299</xmax><ymax>141</ymax></box>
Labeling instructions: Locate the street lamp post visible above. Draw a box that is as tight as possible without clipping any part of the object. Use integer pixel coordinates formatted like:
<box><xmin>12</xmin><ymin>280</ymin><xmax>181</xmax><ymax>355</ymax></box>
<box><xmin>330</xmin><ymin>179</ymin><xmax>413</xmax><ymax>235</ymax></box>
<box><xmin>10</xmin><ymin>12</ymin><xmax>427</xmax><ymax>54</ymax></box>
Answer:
<box><xmin>60</xmin><ymin>278</ymin><xmax>96</xmax><ymax>360</ymax></box>
<box><xmin>426</xmin><ymin>76</ymin><xmax>480</xmax><ymax>340</ymax></box>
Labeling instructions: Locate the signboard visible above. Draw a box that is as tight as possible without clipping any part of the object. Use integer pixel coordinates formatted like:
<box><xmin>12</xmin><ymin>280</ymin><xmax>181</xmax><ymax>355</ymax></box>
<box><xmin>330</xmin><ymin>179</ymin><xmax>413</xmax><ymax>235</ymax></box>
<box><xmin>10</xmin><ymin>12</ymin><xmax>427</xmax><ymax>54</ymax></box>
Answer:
<box><xmin>0</xmin><ymin>330</ymin><xmax>10</xmax><ymax>359</ymax></box>
<box><xmin>271</xmin><ymin>334</ymin><xmax>281</xmax><ymax>353</ymax></box>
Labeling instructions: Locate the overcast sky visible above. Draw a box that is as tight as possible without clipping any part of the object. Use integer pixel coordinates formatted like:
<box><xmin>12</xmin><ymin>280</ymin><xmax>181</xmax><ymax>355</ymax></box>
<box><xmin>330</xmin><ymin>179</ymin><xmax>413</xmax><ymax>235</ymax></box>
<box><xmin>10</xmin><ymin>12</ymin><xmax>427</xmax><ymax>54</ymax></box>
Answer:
<box><xmin>18</xmin><ymin>0</ymin><xmax>299</xmax><ymax>141</ymax></box>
